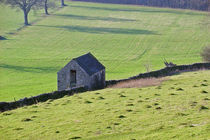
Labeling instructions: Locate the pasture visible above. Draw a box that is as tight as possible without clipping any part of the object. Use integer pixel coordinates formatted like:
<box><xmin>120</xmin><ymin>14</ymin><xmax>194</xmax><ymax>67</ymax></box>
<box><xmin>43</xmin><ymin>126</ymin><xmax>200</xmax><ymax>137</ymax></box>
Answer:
<box><xmin>0</xmin><ymin>1</ymin><xmax>210</xmax><ymax>101</ymax></box>
<box><xmin>0</xmin><ymin>70</ymin><xmax>209</xmax><ymax>139</ymax></box>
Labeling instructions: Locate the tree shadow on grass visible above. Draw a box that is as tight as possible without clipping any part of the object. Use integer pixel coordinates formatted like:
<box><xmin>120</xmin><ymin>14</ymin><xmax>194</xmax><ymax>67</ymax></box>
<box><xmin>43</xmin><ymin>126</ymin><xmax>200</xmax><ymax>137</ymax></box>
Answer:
<box><xmin>0</xmin><ymin>36</ymin><xmax>7</xmax><ymax>40</ymax></box>
<box><xmin>37</xmin><ymin>25</ymin><xmax>158</xmax><ymax>35</ymax></box>
<box><xmin>0</xmin><ymin>64</ymin><xmax>59</xmax><ymax>73</ymax></box>
<box><xmin>70</xmin><ymin>5</ymin><xmax>203</xmax><ymax>16</ymax></box>
<box><xmin>55</xmin><ymin>14</ymin><xmax>137</xmax><ymax>22</ymax></box>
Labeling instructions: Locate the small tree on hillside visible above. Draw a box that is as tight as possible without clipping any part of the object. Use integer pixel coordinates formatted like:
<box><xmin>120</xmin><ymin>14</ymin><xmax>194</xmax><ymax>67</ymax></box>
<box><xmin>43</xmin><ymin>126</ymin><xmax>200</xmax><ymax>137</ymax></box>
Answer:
<box><xmin>201</xmin><ymin>46</ymin><xmax>210</xmax><ymax>62</ymax></box>
<box><xmin>0</xmin><ymin>0</ymin><xmax>41</xmax><ymax>25</ymax></box>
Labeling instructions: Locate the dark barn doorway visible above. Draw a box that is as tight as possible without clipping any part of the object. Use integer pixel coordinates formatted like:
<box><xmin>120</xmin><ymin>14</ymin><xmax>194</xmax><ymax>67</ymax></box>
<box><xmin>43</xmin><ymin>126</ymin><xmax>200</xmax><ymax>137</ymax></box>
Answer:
<box><xmin>70</xmin><ymin>70</ymin><xmax>76</xmax><ymax>87</ymax></box>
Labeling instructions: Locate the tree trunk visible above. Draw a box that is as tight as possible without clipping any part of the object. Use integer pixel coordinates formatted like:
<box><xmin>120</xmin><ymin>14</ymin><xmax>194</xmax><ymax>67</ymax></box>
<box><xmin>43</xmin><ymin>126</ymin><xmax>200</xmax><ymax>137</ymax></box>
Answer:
<box><xmin>61</xmin><ymin>0</ymin><xmax>65</xmax><ymax>7</ymax></box>
<box><xmin>45</xmin><ymin>0</ymin><xmax>49</xmax><ymax>15</ymax></box>
<box><xmin>24</xmin><ymin>10</ymin><xmax>29</xmax><ymax>25</ymax></box>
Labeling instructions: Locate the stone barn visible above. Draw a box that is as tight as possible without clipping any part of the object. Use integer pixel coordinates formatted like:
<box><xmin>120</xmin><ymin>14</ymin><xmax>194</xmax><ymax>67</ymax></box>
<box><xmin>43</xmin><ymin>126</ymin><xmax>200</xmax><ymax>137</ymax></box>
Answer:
<box><xmin>57</xmin><ymin>53</ymin><xmax>105</xmax><ymax>91</ymax></box>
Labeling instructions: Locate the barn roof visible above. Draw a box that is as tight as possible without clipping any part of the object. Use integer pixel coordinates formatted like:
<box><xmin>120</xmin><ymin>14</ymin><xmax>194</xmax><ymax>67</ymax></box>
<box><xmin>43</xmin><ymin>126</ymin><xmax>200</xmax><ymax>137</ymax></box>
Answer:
<box><xmin>73</xmin><ymin>52</ymin><xmax>105</xmax><ymax>76</ymax></box>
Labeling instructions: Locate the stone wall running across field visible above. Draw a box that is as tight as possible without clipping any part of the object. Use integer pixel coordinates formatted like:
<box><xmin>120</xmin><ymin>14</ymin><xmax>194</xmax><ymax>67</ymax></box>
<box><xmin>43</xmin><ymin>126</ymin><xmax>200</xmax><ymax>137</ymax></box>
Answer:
<box><xmin>0</xmin><ymin>87</ymin><xmax>87</xmax><ymax>113</ymax></box>
<box><xmin>0</xmin><ymin>62</ymin><xmax>210</xmax><ymax>113</ymax></box>
<box><xmin>106</xmin><ymin>63</ymin><xmax>210</xmax><ymax>86</ymax></box>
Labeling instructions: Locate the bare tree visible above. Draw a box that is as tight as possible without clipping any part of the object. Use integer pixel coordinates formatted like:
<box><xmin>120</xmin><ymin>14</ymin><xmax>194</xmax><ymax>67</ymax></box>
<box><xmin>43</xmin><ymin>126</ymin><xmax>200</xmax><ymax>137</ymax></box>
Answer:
<box><xmin>143</xmin><ymin>60</ymin><xmax>152</xmax><ymax>72</ymax></box>
<box><xmin>61</xmin><ymin>0</ymin><xmax>66</xmax><ymax>7</ymax></box>
<box><xmin>44</xmin><ymin>0</ymin><xmax>49</xmax><ymax>14</ymax></box>
<box><xmin>34</xmin><ymin>0</ymin><xmax>56</xmax><ymax>15</ymax></box>
<box><xmin>0</xmin><ymin>0</ymin><xmax>41</xmax><ymax>25</ymax></box>
<box><xmin>164</xmin><ymin>59</ymin><xmax>176</xmax><ymax>67</ymax></box>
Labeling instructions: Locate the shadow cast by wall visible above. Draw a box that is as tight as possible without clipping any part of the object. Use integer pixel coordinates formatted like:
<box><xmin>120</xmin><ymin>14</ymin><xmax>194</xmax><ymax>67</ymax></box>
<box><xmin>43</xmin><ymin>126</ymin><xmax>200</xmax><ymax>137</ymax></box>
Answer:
<box><xmin>55</xmin><ymin>14</ymin><xmax>137</xmax><ymax>22</ymax></box>
<box><xmin>37</xmin><ymin>25</ymin><xmax>158</xmax><ymax>35</ymax></box>
<box><xmin>70</xmin><ymin>5</ymin><xmax>203</xmax><ymax>16</ymax></box>
<box><xmin>0</xmin><ymin>64</ymin><xmax>59</xmax><ymax>73</ymax></box>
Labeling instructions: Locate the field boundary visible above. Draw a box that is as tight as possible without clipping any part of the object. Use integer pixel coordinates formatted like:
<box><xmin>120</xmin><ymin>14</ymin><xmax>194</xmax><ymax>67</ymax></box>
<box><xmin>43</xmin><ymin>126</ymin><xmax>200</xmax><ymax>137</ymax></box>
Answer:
<box><xmin>71</xmin><ymin>0</ymin><xmax>209</xmax><ymax>11</ymax></box>
<box><xmin>106</xmin><ymin>62</ymin><xmax>210</xmax><ymax>86</ymax></box>
<box><xmin>0</xmin><ymin>62</ymin><xmax>210</xmax><ymax>113</ymax></box>
<box><xmin>0</xmin><ymin>87</ymin><xmax>87</xmax><ymax>113</ymax></box>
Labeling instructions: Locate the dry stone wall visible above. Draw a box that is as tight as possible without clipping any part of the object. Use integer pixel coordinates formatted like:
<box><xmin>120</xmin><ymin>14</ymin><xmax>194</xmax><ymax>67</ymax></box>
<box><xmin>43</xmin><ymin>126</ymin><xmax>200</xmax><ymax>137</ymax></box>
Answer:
<box><xmin>0</xmin><ymin>87</ymin><xmax>87</xmax><ymax>112</ymax></box>
<box><xmin>106</xmin><ymin>62</ymin><xmax>210</xmax><ymax>86</ymax></box>
<box><xmin>1</xmin><ymin>62</ymin><xmax>210</xmax><ymax>113</ymax></box>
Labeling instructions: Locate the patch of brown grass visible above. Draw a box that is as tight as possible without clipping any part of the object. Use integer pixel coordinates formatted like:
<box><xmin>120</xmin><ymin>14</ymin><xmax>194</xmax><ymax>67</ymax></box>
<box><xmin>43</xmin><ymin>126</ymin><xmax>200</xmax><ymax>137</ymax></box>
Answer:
<box><xmin>109</xmin><ymin>78</ymin><xmax>166</xmax><ymax>88</ymax></box>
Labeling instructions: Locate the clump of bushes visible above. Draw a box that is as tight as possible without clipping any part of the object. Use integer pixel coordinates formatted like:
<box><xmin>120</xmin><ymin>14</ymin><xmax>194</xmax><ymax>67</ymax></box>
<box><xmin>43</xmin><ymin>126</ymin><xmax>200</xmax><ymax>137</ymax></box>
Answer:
<box><xmin>201</xmin><ymin>46</ymin><xmax>210</xmax><ymax>62</ymax></box>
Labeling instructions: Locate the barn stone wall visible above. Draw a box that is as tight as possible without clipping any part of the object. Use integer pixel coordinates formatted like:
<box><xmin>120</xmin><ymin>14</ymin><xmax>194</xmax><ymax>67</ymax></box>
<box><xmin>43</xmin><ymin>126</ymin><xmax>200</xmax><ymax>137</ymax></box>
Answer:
<box><xmin>57</xmin><ymin>60</ymin><xmax>90</xmax><ymax>91</ymax></box>
<box><xmin>1</xmin><ymin>62</ymin><xmax>209</xmax><ymax>113</ymax></box>
<box><xmin>90</xmin><ymin>70</ymin><xmax>105</xmax><ymax>89</ymax></box>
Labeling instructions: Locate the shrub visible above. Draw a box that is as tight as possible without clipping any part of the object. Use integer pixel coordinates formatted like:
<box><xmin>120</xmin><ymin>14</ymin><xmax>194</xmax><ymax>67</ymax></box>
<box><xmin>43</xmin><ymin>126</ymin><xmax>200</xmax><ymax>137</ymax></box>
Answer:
<box><xmin>201</xmin><ymin>46</ymin><xmax>210</xmax><ymax>62</ymax></box>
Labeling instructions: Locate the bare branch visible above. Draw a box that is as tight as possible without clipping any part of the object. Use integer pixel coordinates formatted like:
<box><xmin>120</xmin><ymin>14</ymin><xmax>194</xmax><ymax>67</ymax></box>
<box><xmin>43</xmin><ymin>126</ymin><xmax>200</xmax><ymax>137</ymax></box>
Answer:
<box><xmin>0</xmin><ymin>0</ymin><xmax>42</xmax><ymax>25</ymax></box>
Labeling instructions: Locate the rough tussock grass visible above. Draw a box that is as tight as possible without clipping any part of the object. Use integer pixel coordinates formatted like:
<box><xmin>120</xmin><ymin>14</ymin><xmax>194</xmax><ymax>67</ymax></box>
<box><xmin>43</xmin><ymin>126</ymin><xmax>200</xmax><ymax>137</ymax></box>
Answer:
<box><xmin>0</xmin><ymin>70</ymin><xmax>209</xmax><ymax>140</ymax></box>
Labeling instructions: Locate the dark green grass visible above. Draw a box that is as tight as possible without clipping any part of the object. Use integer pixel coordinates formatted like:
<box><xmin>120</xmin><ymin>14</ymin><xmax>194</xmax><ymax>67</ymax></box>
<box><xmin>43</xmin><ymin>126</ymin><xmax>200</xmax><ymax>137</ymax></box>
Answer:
<box><xmin>0</xmin><ymin>1</ymin><xmax>210</xmax><ymax>101</ymax></box>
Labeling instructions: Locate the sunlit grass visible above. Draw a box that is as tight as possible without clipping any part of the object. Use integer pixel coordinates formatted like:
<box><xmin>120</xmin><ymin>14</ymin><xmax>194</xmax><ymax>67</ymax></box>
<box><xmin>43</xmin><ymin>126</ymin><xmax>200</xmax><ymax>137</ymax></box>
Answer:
<box><xmin>0</xmin><ymin>1</ymin><xmax>209</xmax><ymax>101</ymax></box>
<box><xmin>0</xmin><ymin>70</ymin><xmax>209</xmax><ymax>139</ymax></box>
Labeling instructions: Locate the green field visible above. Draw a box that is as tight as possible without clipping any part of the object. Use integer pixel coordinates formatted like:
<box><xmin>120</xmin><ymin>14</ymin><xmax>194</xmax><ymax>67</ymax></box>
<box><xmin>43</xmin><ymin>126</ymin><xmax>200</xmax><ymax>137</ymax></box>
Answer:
<box><xmin>0</xmin><ymin>1</ymin><xmax>210</xmax><ymax>101</ymax></box>
<box><xmin>0</xmin><ymin>70</ymin><xmax>209</xmax><ymax>139</ymax></box>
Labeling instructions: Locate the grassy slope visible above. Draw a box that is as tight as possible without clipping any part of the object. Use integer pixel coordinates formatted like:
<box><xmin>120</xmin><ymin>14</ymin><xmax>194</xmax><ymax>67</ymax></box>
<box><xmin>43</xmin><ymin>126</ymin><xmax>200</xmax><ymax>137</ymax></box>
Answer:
<box><xmin>0</xmin><ymin>5</ymin><xmax>42</xmax><ymax>35</ymax></box>
<box><xmin>0</xmin><ymin>1</ymin><xmax>210</xmax><ymax>101</ymax></box>
<box><xmin>0</xmin><ymin>70</ymin><xmax>209</xmax><ymax>140</ymax></box>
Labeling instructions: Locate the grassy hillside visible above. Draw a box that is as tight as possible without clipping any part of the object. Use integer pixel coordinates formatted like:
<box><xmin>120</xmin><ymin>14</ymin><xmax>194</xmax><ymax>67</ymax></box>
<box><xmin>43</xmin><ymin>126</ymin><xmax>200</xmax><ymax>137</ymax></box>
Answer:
<box><xmin>0</xmin><ymin>5</ymin><xmax>42</xmax><ymax>35</ymax></box>
<box><xmin>0</xmin><ymin>70</ymin><xmax>209</xmax><ymax>139</ymax></box>
<box><xmin>0</xmin><ymin>1</ymin><xmax>210</xmax><ymax>101</ymax></box>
